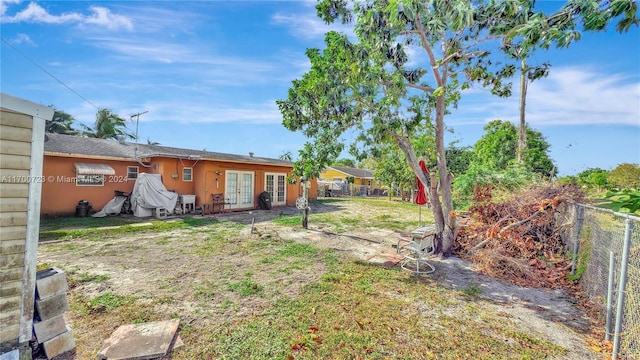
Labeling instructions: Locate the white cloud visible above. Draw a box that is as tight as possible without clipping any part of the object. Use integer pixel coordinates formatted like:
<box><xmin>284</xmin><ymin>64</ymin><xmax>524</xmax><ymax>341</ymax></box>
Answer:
<box><xmin>453</xmin><ymin>66</ymin><xmax>640</xmax><ymax>127</ymax></box>
<box><xmin>0</xmin><ymin>0</ymin><xmax>22</xmax><ymax>17</ymax></box>
<box><xmin>8</xmin><ymin>33</ymin><xmax>35</xmax><ymax>46</ymax></box>
<box><xmin>3</xmin><ymin>2</ymin><xmax>82</xmax><ymax>23</ymax></box>
<box><xmin>139</xmin><ymin>100</ymin><xmax>282</xmax><ymax>125</ymax></box>
<box><xmin>1</xmin><ymin>2</ymin><xmax>133</xmax><ymax>31</ymax></box>
<box><xmin>82</xmin><ymin>6</ymin><xmax>133</xmax><ymax>31</ymax></box>
<box><xmin>525</xmin><ymin>68</ymin><xmax>640</xmax><ymax>126</ymax></box>
<box><xmin>271</xmin><ymin>2</ymin><xmax>354</xmax><ymax>41</ymax></box>
<box><xmin>272</xmin><ymin>12</ymin><xmax>335</xmax><ymax>39</ymax></box>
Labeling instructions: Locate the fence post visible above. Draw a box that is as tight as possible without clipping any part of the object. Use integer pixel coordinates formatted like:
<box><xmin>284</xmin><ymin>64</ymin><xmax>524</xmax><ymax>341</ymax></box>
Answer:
<box><xmin>605</xmin><ymin>251</ymin><xmax>616</xmax><ymax>341</ymax></box>
<box><xmin>612</xmin><ymin>219</ymin><xmax>633</xmax><ymax>360</ymax></box>
<box><xmin>571</xmin><ymin>205</ymin><xmax>584</xmax><ymax>275</ymax></box>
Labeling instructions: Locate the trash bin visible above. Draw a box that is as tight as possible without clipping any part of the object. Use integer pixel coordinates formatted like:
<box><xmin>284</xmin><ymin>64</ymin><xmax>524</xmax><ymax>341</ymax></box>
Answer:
<box><xmin>75</xmin><ymin>200</ymin><xmax>92</xmax><ymax>217</ymax></box>
<box><xmin>258</xmin><ymin>191</ymin><xmax>271</xmax><ymax>210</ymax></box>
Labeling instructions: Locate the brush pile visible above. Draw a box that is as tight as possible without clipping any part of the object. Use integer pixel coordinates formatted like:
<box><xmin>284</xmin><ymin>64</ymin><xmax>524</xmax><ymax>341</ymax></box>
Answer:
<box><xmin>455</xmin><ymin>182</ymin><xmax>585</xmax><ymax>290</ymax></box>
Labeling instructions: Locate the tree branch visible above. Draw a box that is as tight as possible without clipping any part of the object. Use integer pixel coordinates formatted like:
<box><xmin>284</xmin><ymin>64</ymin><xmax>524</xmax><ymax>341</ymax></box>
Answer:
<box><xmin>406</xmin><ymin>82</ymin><xmax>435</xmax><ymax>93</ymax></box>
<box><xmin>498</xmin><ymin>210</ymin><xmax>544</xmax><ymax>235</ymax></box>
<box><xmin>414</xmin><ymin>13</ymin><xmax>443</xmax><ymax>86</ymax></box>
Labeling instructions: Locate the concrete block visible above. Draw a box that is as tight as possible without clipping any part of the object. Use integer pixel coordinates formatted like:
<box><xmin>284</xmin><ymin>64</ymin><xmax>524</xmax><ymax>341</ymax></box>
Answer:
<box><xmin>0</xmin><ymin>349</ymin><xmax>19</xmax><ymax>360</ymax></box>
<box><xmin>41</xmin><ymin>328</ymin><xmax>75</xmax><ymax>359</ymax></box>
<box><xmin>154</xmin><ymin>208</ymin><xmax>168</xmax><ymax>219</ymax></box>
<box><xmin>35</xmin><ymin>267</ymin><xmax>68</xmax><ymax>300</ymax></box>
<box><xmin>33</xmin><ymin>314</ymin><xmax>66</xmax><ymax>344</ymax></box>
<box><xmin>35</xmin><ymin>292</ymin><xmax>68</xmax><ymax>320</ymax></box>
<box><xmin>0</xmin><ymin>342</ymin><xmax>30</xmax><ymax>360</ymax></box>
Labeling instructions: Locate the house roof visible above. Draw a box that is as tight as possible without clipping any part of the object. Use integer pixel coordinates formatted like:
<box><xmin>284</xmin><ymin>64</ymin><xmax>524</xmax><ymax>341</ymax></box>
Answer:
<box><xmin>327</xmin><ymin>166</ymin><xmax>374</xmax><ymax>179</ymax></box>
<box><xmin>43</xmin><ymin>133</ymin><xmax>293</xmax><ymax>167</ymax></box>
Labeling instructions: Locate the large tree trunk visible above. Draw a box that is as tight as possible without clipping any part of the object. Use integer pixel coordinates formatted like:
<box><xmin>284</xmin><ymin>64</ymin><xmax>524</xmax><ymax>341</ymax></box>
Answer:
<box><xmin>434</xmin><ymin>95</ymin><xmax>456</xmax><ymax>256</ymax></box>
<box><xmin>393</xmin><ymin>134</ymin><xmax>448</xmax><ymax>255</ymax></box>
<box><xmin>517</xmin><ymin>58</ymin><xmax>528</xmax><ymax>164</ymax></box>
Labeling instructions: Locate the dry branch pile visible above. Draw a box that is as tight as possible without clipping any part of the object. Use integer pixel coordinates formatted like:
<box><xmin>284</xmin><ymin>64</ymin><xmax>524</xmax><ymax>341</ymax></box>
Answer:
<box><xmin>455</xmin><ymin>182</ymin><xmax>585</xmax><ymax>290</ymax></box>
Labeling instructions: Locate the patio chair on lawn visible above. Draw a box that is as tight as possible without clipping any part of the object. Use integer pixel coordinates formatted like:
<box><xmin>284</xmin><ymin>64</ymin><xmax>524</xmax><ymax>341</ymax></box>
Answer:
<box><xmin>396</xmin><ymin>224</ymin><xmax>436</xmax><ymax>275</ymax></box>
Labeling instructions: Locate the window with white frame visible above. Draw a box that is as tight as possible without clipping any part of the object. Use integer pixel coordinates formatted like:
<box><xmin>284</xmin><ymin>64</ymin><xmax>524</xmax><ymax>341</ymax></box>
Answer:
<box><xmin>127</xmin><ymin>166</ymin><xmax>139</xmax><ymax>180</ymax></box>
<box><xmin>183</xmin><ymin>167</ymin><xmax>193</xmax><ymax>182</ymax></box>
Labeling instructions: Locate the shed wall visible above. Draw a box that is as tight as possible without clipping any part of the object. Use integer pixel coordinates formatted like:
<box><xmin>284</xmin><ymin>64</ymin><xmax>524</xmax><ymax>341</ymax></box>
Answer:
<box><xmin>0</xmin><ymin>102</ymin><xmax>47</xmax><ymax>358</ymax></box>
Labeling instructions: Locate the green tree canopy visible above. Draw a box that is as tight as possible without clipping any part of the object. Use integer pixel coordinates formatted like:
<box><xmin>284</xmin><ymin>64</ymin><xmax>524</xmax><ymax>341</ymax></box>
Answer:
<box><xmin>82</xmin><ymin>108</ymin><xmax>135</xmax><ymax>140</ymax></box>
<box><xmin>608</xmin><ymin>163</ymin><xmax>640</xmax><ymax>189</ymax></box>
<box><xmin>470</xmin><ymin>120</ymin><xmax>554</xmax><ymax>176</ymax></box>
<box><xmin>370</xmin><ymin>143</ymin><xmax>415</xmax><ymax>197</ymax></box>
<box><xmin>278</xmin><ymin>0</ymin><xmax>638</xmax><ymax>255</ymax></box>
<box><xmin>46</xmin><ymin>107</ymin><xmax>79</xmax><ymax>135</ymax></box>
<box><xmin>443</xmin><ymin>142</ymin><xmax>473</xmax><ymax>177</ymax></box>
<box><xmin>576</xmin><ymin>167</ymin><xmax>609</xmax><ymax>189</ymax></box>
<box><xmin>333</xmin><ymin>158</ymin><xmax>357</xmax><ymax>168</ymax></box>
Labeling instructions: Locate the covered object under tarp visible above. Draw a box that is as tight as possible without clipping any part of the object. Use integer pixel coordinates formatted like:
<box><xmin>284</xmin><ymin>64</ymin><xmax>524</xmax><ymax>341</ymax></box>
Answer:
<box><xmin>91</xmin><ymin>195</ymin><xmax>127</xmax><ymax>218</ymax></box>
<box><xmin>130</xmin><ymin>173</ymin><xmax>178</xmax><ymax>217</ymax></box>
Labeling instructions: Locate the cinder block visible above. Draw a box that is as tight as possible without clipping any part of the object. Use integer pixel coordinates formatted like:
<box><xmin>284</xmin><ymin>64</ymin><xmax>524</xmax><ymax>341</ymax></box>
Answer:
<box><xmin>154</xmin><ymin>208</ymin><xmax>168</xmax><ymax>219</ymax></box>
<box><xmin>35</xmin><ymin>292</ymin><xmax>68</xmax><ymax>320</ymax></box>
<box><xmin>35</xmin><ymin>267</ymin><xmax>68</xmax><ymax>300</ymax></box>
<box><xmin>0</xmin><ymin>349</ymin><xmax>19</xmax><ymax>360</ymax></box>
<box><xmin>33</xmin><ymin>314</ymin><xmax>67</xmax><ymax>344</ymax></box>
<box><xmin>41</xmin><ymin>328</ymin><xmax>75</xmax><ymax>359</ymax></box>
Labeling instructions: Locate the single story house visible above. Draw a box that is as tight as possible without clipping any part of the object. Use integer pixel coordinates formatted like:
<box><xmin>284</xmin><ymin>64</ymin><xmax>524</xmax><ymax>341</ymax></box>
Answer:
<box><xmin>319</xmin><ymin>166</ymin><xmax>385</xmax><ymax>196</ymax></box>
<box><xmin>42</xmin><ymin>133</ymin><xmax>317</xmax><ymax>216</ymax></box>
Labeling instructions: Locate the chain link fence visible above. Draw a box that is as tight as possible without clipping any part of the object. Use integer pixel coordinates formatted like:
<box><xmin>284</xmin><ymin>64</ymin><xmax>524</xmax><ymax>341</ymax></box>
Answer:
<box><xmin>564</xmin><ymin>203</ymin><xmax>640</xmax><ymax>359</ymax></box>
<box><xmin>317</xmin><ymin>182</ymin><xmax>387</xmax><ymax>198</ymax></box>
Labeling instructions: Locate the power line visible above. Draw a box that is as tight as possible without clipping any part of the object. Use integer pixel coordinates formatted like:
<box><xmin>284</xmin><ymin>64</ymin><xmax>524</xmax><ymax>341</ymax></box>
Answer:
<box><xmin>1</xmin><ymin>37</ymin><xmax>100</xmax><ymax>110</ymax></box>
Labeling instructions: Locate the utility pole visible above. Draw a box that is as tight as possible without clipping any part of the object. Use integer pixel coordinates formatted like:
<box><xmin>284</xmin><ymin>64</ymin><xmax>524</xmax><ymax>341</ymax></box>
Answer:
<box><xmin>130</xmin><ymin>111</ymin><xmax>148</xmax><ymax>143</ymax></box>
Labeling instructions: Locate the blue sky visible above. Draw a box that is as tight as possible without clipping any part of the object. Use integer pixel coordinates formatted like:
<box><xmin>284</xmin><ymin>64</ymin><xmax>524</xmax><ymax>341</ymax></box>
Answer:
<box><xmin>1</xmin><ymin>0</ymin><xmax>639</xmax><ymax>176</ymax></box>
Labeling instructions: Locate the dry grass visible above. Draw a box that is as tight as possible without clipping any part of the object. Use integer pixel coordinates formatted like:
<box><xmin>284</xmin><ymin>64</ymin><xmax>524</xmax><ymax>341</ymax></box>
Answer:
<box><xmin>38</xmin><ymin>198</ymin><xmax>574</xmax><ymax>359</ymax></box>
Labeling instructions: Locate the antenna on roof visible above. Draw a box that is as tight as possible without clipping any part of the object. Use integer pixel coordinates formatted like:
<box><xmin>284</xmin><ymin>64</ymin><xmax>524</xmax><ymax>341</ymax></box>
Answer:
<box><xmin>130</xmin><ymin>110</ymin><xmax>149</xmax><ymax>143</ymax></box>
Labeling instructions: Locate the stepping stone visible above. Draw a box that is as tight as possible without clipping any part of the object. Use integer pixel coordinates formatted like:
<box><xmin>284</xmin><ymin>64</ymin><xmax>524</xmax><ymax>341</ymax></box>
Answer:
<box><xmin>97</xmin><ymin>319</ymin><xmax>180</xmax><ymax>360</ymax></box>
<box><xmin>367</xmin><ymin>253</ymin><xmax>404</xmax><ymax>268</ymax></box>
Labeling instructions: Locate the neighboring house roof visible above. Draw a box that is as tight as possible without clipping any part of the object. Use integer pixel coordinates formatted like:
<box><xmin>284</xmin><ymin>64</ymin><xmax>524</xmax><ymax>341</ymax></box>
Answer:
<box><xmin>43</xmin><ymin>133</ymin><xmax>293</xmax><ymax>167</ymax></box>
<box><xmin>326</xmin><ymin>166</ymin><xmax>374</xmax><ymax>179</ymax></box>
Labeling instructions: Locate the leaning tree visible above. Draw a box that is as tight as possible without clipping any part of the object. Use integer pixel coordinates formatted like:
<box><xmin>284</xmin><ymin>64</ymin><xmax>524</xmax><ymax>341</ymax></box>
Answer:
<box><xmin>278</xmin><ymin>0</ymin><xmax>638</xmax><ymax>256</ymax></box>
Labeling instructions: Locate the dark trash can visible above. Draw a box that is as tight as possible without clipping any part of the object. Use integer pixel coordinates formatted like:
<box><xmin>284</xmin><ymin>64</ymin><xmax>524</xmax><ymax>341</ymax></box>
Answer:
<box><xmin>75</xmin><ymin>200</ymin><xmax>92</xmax><ymax>217</ymax></box>
<box><xmin>258</xmin><ymin>191</ymin><xmax>272</xmax><ymax>210</ymax></box>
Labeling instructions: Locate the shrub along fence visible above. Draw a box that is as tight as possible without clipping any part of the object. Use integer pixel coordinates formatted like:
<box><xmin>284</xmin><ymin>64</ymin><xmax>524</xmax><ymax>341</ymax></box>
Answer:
<box><xmin>564</xmin><ymin>203</ymin><xmax>639</xmax><ymax>359</ymax></box>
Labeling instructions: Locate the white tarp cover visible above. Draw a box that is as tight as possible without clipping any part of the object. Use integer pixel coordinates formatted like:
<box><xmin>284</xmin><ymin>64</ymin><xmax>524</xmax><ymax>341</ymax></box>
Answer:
<box><xmin>92</xmin><ymin>196</ymin><xmax>127</xmax><ymax>218</ymax></box>
<box><xmin>130</xmin><ymin>173</ymin><xmax>178</xmax><ymax>216</ymax></box>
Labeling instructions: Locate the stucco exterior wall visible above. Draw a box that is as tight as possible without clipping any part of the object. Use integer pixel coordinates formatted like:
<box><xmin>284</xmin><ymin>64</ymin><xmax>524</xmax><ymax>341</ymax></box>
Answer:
<box><xmin>41</xmin><ymin>154</ymin><xmax>316</xmax><ymax>215</ymax></box>
<box><xmin>41</xmin><ymin>155</ymin><xmax>144</xmax><ymax>216</ymax></box>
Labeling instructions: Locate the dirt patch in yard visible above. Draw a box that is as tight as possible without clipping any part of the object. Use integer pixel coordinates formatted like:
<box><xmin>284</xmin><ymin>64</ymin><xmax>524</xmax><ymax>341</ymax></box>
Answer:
<box><xmin>37</xmin><ymin>199</ymin><xmax>600</xmax><ymax>359</ymax></box>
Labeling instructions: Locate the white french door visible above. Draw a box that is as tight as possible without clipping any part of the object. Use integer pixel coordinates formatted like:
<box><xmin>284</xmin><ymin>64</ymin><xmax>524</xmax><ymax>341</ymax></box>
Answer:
<box><xmin>225</xmin><ymin>171</ymin><xmax>254</xmax><ymax>210</ymax></box>
<box><xmin>265</xmin><ymin>173</ymin><xmax>287</xmax><ymax>206</ymax></box>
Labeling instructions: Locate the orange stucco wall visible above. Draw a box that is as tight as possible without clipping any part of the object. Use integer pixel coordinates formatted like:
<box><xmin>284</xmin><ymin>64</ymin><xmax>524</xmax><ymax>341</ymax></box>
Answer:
<box><xmin>41</xmin><ymin>155</ymin><xmax>148</xmax><ymax>215</ymax></box>
<box><xmin>41</xmin><ymin>154</ymin><xmax>316</xmax><ymax>215</ymax></box>
<box><xmin>193</xmin><ymin>160</ymin><xmax>316</xmax><ymax>207</ymax></box>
